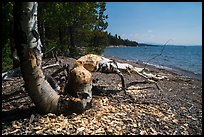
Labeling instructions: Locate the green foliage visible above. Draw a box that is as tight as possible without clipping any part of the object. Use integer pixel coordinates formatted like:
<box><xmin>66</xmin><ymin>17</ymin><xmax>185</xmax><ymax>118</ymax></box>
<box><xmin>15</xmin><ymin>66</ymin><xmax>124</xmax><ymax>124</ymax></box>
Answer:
<box><xmin>2</xmin><ymin>2</ymin><xmax>14</xmax><ymax>72</ymax></box>
<box><xmin>43</xmin><ymin>40</ymin><xmax>58</xmax><ymax>58</ymax></box>
<box><xmin>69</xmin><ymin>46</ymin><xmax>81</xmax><ymax>58</ymax></box>
<box><xmin>2</xmin><ymin>2</ymin><xmax>13</xmax><ymax>47</ymax></box>
<box><xmin>85</xmin><ymin>31</ymin><xmax>108</xmax><ymax>54</ymax></box>
<box><xmin>37</xmin><ymin>2</ymin><xmax>109</xmax><ymax>57</ymax></box>
<box><xmin>2</xmin><ymin>40</ymin><xmax>13</xmax><ymax>72</ymax></box>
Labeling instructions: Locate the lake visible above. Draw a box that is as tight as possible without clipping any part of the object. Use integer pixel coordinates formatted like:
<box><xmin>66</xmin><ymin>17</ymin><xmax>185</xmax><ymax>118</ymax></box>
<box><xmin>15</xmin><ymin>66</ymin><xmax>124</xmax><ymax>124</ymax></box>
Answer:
<box><xmin>103</xmin><ymin>45</ymin><xmax>202</xmax><ymax>80</ymax></box>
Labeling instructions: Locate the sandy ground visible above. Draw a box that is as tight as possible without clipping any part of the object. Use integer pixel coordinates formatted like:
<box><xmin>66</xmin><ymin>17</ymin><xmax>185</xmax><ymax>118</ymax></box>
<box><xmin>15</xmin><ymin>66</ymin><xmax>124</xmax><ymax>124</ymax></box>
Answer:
<box><xmin>2</xmin><ymin>56</ymin><xmax>202</xmax><ymax>135</ymax></box>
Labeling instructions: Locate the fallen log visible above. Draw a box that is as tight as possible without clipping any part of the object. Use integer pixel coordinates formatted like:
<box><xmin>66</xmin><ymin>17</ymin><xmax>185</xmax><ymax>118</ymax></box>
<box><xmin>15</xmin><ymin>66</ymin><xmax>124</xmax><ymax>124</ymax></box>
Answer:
<box><xmin>70</xmin><ymin>54</ymin><xmax>167</xmax><ymax>94</ymax></box>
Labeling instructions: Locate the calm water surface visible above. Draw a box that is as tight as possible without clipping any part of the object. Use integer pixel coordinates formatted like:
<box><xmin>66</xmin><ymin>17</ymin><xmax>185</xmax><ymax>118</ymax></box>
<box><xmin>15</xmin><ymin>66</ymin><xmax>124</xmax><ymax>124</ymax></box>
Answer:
<box><xmin>103</xmin><ymin>45</ymin><xmax>202</xmax><ymax>80</ymax></box>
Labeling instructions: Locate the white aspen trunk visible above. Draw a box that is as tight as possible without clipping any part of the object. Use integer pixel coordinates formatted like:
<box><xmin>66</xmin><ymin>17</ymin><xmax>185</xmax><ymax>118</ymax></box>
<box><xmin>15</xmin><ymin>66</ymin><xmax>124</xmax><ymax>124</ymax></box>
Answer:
<box><xmin>14</xmin><ymin>2</ymin><xmax>60</xmax><ymax>113</ymax></box>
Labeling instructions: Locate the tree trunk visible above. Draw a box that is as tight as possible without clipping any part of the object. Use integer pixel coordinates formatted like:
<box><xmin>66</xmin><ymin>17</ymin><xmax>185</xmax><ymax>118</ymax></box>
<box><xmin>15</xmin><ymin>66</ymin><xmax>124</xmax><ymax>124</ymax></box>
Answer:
<box><xmin>13</xmin><ymin>2</ymin><xmax>92</xmax><ymax>115</ymax></box>
<box><xmin>13</xmin><ymin>2</ymin><xmax>60</xmax><ymax>114</ymax></box>
<box><xmin>68</xmin><ymin>26</ymin><xmax>76</xmax><ymax>57</ymax></box>
<box><xmin>39</xmin><ymin>20</ymin><xmax>46</xmax><ymax>53</ymax></box>
<box><xmin>42</xmin><ymin>21</ymin><xmax>46</xmax><ymax>47</ymax></box>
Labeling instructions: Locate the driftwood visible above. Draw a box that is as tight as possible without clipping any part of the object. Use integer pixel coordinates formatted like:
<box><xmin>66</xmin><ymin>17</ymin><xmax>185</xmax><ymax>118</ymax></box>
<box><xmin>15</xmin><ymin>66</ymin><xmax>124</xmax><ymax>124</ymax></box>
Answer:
<box><xmin>66</xmin><ymin>54</ymin><xmax>166</xmax><ymax>95</ymax></box>
<box><xmin>42</xmin><ymin>63</ymin><xmax>60</xmax><ymax>69</ymax></box>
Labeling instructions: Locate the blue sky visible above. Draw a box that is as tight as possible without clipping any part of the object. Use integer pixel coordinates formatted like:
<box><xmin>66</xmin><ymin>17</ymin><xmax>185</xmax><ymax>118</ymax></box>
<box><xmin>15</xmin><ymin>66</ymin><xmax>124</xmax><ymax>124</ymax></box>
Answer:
<box><xmin>105</xmin><ymin>2</ymin><xmax>202</xmax><ymax>46</ymax></box>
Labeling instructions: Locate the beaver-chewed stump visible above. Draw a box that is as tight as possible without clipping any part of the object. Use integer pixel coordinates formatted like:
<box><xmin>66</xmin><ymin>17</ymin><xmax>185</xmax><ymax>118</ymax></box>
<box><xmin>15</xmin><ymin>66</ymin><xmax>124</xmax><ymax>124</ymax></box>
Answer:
<box><xmin>63</xmin><ymin>65</ymin><xmax>93</xmax><ymax>114</ymax></box>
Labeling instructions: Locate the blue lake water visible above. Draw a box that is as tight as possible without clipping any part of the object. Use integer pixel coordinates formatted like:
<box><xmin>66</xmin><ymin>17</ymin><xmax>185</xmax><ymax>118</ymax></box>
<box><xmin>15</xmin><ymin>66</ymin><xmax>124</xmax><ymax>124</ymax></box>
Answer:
<box><xmin>103</xmin><ymin>45</ymin><xmax>202</xmax><ymax>80</ymax></box>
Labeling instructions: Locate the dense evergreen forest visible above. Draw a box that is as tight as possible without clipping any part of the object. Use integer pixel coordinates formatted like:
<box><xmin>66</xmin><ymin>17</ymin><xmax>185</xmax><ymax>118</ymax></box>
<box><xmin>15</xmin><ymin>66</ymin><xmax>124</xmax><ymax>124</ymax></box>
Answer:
<box><xmin>107</xmin><ymin>33</ymin><xmax>138</xmax><ymax>47</ymax></box>
<box><xmin>2</xmin><ymin>2</ymin><xmax>138</xmax><ymax>72</ymax></box>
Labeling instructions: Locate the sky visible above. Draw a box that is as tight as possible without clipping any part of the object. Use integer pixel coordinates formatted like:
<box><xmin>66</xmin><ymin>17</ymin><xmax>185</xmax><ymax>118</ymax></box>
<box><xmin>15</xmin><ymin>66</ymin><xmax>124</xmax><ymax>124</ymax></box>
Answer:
<box><xmin>105</xmin><ymin>2</ymin><xmax>202</xmax><ymax>46</ymax></box>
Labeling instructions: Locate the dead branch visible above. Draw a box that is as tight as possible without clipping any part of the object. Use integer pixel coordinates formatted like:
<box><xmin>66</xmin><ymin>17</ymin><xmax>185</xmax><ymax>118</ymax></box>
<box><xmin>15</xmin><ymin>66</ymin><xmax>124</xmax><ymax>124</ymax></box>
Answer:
<box><xmin>42</xmin><ymin>63</ymin><xmax>60</xmax><ymax>70</ymax></box>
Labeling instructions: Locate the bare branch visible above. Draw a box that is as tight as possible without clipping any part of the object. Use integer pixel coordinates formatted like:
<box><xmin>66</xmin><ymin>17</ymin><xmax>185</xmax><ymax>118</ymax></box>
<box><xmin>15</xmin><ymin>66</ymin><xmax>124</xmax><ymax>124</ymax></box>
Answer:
<box><xmin>42</xmin><ymin>63</ymin><xmax>60</xmax><ymax>69</ymax></box>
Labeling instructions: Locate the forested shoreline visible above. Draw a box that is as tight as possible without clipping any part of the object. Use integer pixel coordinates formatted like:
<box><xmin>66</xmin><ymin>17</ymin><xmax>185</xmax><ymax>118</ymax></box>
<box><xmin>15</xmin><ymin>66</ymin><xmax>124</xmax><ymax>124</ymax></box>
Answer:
<box><xmin>2</xmin><ymin>2</ymin><xmax>138</xmax><ymax>72</ymax></box>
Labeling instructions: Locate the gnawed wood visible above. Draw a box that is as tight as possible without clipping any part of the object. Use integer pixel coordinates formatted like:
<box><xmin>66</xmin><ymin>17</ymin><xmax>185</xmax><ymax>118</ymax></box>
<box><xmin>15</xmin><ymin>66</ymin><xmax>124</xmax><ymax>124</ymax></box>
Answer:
<box><xmin>64</xmin><ymin>65</ymin><xmax>93</xmax><ymax>110</ymax></box>
<box><xmin>70</xmin><ymin>54</ymin><xmax>167</xmax><ymax>94</ymax></box>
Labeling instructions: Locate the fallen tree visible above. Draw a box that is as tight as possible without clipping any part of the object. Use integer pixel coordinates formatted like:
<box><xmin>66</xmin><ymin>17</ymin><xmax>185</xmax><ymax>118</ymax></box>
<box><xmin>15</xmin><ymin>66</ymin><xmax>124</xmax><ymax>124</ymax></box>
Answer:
<box><xmin>64</xmin><ymin>54</ymin><xmax>166</xmax><ymax>95</ymax></box>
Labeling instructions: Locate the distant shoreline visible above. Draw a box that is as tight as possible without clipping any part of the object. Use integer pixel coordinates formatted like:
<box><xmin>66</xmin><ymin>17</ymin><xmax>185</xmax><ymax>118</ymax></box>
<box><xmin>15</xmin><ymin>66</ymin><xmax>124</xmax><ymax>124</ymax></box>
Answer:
<box><xmin>107</xmin><ymin>44</ymin><xmax>202</xmax><ymax>47</ymax></box>
<box><xmin>108</xmin><ymin>45</ymin><xmax>129</xmax><ymax>48</ymax></box>
<box><xmin>108</xmin><ymin>44</ymin><xmax>160</xmax><ymax>47</ymax></box>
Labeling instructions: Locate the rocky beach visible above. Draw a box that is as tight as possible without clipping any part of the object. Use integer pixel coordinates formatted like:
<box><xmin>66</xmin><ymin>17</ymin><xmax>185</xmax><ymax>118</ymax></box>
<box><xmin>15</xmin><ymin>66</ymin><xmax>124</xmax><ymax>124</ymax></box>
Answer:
<box><xmin>2</xmin><ymin>56</ymin><xmax>202</xmax><ymax>135</ymax></box>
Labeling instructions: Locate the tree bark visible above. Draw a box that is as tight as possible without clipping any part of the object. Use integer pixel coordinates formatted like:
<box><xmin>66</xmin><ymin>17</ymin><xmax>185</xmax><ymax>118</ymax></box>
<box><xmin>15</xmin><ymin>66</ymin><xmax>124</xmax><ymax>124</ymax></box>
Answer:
<box><xmin>39</xmin><ymin>20</ymin><xmax>46</xmax><ymax>52</ymax></box>
<box><xmin>13</xmin><ymin>2</ymin><xmax>60</xmax><ymax>114</ymax></box>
